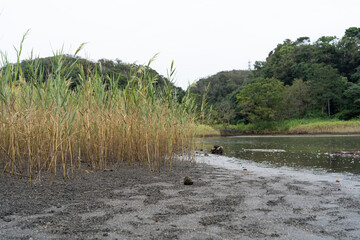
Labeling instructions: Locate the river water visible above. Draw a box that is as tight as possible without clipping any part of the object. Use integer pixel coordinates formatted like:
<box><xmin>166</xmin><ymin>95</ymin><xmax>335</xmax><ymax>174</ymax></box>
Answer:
<box><xmin>201</xmin><ymin>135</ymin><xmax>360</xmax><ymax>187</ymax></box>
<box><xmin>203</xmin><ymin>135</ymin><xmax>360</xmax><ymax>174</ymax></box>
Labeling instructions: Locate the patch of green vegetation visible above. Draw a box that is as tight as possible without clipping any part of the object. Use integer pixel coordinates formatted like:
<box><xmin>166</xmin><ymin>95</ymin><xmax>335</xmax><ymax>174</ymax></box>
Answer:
<box><xmin>194</xmin><ymin>124</ymin><xmax>220</xmax><ymax>137</ymax></box>
<box><xmin>213</xmin><ymin>118</ymin><xmax>360</xmax><ymax>135</ymax></box>
<box><xmin>288</xmin><ymin>119</ymin><xmax>360</xmax><ymax>134</ymax></box>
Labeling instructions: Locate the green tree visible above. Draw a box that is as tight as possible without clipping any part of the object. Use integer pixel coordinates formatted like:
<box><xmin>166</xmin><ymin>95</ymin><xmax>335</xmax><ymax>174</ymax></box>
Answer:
<box><xmin>255</xmin><ymin>39</ymin><xmax>297</xmax><ymax>85</ymax></box>
<box><xmin>337</xmin><ymin>27</ymin><xmax>360</xmax><ymax>82</ymax></box>
<box><xmin>268</xmin><ymin>42</ymin><xmax>297</xmax><ymax>85</ymax></box>
<box><xmin>308</xmin><ymin>64</ymin><xmax>347</xmax><ymax>115</ymax></box>
<box><xmin>283</xmin><ymin>79</ymin><xmax>311</xmax><ymax>118</ymax></box>
<box><xmin>313</xmin><ymin>36</ymin><xmax>339</xmax><ymax>67</ymax></box>
<box><xmin>236</xmin><ymin>78</ymin><xmax>285</xmax><ymax>122</ymax></box>
<box><xmin>344</xmin><ymin>82</ymin><xmax>360</xmax><ymax>109</ymax></box>
<box><xmin>217</xmin><ymin>100</ymin><xmax>236</xmax><ymax>124</ymax></box>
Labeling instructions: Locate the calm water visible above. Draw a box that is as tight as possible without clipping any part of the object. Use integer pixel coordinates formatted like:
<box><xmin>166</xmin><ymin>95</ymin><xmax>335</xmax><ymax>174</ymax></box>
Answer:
<box><xmin>203</xmin><ymin>135</ymin><xmax>360</xmax><ymax>175</ymax></box>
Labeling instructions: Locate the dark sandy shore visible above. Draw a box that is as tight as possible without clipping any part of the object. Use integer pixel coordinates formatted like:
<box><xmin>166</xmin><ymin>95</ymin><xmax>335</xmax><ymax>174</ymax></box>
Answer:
<box><xmin>1</xmin><ymin>156</ymin><xmax>360</xmax><ymax>240</ymax></box>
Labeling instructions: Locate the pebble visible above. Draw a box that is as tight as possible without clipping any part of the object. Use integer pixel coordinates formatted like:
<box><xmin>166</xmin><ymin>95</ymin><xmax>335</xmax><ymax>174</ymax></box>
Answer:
<box><xmin>184</xmin><ymin>176</ymin><xmax>193</xmax><ymax>185</ymax></box>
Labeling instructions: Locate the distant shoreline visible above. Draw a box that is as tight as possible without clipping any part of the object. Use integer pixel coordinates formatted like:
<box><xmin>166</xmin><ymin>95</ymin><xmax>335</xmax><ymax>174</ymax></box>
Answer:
<box><xmin>216</xmin><ymin>130</ymin><xmax>360</xmax><ymax>137</ymax></box>
<box><xmin>197</xmin><ymin>119</ymin><xmax>360</xmax><ymax>137</ymax></box>
<box><xmin>215</xmin><ymin>132</ymin><xmax>360</xmax><ymax>137</ymax></box>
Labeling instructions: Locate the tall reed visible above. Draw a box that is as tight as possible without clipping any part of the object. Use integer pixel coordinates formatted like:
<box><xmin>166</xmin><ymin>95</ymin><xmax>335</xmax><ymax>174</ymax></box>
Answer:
<box><xmin>0</xmin><ymin>35</ymin><xmax>197</xmax><ymax>183</ymax></box>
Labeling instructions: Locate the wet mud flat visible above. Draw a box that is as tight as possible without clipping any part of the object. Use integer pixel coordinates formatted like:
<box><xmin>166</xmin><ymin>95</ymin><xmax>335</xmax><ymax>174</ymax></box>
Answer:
<box><xmin>1</xmin><ymin>159</ymin><xmax>360</xmax><ymax>239</ymax></box>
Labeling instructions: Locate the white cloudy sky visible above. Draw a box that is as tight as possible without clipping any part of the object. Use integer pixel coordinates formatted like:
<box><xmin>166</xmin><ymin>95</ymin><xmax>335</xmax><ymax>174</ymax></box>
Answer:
<box><xmin>1</xmin><ymin>0</ymin><xmax>359</xmax><ymax>89</ymax></box>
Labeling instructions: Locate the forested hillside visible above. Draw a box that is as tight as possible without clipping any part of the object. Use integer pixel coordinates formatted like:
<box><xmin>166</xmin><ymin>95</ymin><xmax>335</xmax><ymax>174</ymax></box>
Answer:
<box><xmin>190</xmin><ymin>70</ymin><xmax>250</xmax><ymax>123</ymax></box>
<box><xmin>192</xmin><ymin>27</ymin><xmax>360</xmax><ymax>124</ymax></box>
<box><xmin>17</xmin><ymin>55</ymin><xmax>184</xmax><ymax>96</ymax></box>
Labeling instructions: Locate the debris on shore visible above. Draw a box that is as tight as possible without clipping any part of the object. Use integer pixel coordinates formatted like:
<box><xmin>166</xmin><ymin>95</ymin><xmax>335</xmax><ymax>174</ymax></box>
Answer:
<box><xmin>211</xmin><ymin>145</ymin><xmax>224</xmax><ymax>154</ymax></box>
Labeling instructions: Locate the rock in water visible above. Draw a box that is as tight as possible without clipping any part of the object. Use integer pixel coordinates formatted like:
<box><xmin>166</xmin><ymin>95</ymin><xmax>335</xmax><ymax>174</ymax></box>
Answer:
<box><xmin>211</xmin><ymin>145</ymin><xmax>224</xmax><ymax>155</ymax></box>
<box><xmin>184</xmin><ymin>176</ymin><xmax>193</xmax><ymax>185</ymax></box>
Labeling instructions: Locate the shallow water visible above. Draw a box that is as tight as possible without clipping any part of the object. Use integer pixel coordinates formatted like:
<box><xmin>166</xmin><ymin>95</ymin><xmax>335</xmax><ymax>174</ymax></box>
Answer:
<box><xmin>202</xmin><ymin>135</ymin><xmax>360</xmax><ymax>175</ymax></box>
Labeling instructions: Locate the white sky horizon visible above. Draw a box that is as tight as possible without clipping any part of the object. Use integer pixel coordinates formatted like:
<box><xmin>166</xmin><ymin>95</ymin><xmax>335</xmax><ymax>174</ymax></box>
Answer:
<box><xmin>1</xmin><ymin>0</ymin><xmax>359</xmax><ymax>89</ymax></box>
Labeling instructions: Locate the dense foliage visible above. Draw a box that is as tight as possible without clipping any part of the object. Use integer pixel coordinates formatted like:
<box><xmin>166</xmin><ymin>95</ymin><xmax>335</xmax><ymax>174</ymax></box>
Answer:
<box><xmin>190</xmin><ymin>70</ymin><xmax>250</xmax><ymax>123</ymax></box>
<box><xmin>192</xmin><ymin>27</ymin><xmax>360</xmax><ymax>124</ymax></box>
<box><xmin>237</xmin><ymin>78</ymin><xmax>285</xmax><ymax>122</ymax></box>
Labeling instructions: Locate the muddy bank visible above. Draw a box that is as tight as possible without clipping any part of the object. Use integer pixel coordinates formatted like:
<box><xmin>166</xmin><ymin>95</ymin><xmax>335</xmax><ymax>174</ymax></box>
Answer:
<box><xmin>1</xmin><ymin>157</ymin><xmax>360</xmax><ymax>239</ymax></box>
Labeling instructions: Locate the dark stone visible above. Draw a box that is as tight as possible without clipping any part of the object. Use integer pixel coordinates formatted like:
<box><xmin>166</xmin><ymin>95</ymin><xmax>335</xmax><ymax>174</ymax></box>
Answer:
<box><xmin>211</xmin><ymin>145</ymin><xmax>224</xmax><ymax>155</ymax></box>
<box><xmin>184</xmin><ymin>176</ymin><xmax>193</xmax><ymax>185</ymax></box>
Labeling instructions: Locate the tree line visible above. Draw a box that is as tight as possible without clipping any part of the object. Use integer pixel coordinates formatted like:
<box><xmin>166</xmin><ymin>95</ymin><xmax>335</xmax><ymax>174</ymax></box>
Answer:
<box><xmin>191</xmin><ymin>27</ymin><xmax>360</xmax><ymax>124</ymax></box>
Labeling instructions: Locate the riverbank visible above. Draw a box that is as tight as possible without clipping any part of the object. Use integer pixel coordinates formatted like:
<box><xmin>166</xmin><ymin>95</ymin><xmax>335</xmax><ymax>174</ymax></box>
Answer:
<box><xmin>212</xmin><ymin>119</ymin><xmax>360</xmax><ymax>136</ymax></box>
<box><xmin>1</xmin><ymin>156</ymin><xmax>360</xmax><ymax>239</ymax></box>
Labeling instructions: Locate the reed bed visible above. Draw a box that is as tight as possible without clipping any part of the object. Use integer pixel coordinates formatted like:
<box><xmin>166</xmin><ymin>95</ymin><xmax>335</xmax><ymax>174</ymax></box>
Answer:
<box><xmin>0</xmin><ymin>38</ymin><xmax>197</xmax><ymax>182</ymax></box>
<box><xmin>288</xmin><ymin>121</ymin><xmax>360</xmax><ymax>134</ymax></box>
<box><xmin>193</xmin><ymin>124</ymin><xmax>220</xmax><ymax>137</ymax></box>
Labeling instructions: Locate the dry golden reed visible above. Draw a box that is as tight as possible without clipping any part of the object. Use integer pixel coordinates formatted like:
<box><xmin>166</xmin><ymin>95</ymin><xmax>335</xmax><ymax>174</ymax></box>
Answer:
<box><xmin>0</xmin><ymin>36</ymin><xmax>197</xmax><ymax>182</ymax></box>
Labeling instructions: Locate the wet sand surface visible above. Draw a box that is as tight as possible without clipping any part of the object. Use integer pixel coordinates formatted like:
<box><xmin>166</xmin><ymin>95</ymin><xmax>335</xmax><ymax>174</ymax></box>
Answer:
<box><xmin>1</xmin><ymin>157</ymin><xmax>360</xmax><ymax>240</ymax></box>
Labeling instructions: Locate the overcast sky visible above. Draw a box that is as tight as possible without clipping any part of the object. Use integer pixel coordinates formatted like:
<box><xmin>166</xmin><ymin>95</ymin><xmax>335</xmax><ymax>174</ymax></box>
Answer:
<box><xmin>1</xmin><ymin>0</ymin><xmax>359</xmax><ymax>89</ymax></box>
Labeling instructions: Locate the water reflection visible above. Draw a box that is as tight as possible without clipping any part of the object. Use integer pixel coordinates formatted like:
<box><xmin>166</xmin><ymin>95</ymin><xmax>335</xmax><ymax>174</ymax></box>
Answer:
<box><xmin>203</xmin><ymin>135</ymin><xmax>360</xmax><ymax>174</ymax></box>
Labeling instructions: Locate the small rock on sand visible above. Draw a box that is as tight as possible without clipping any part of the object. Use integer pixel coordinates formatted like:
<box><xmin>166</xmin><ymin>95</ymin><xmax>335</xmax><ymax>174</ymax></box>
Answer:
<box><xmin>184</xmin><ymin>176</ymin><xmax>193</xmax><ymax>185</ymax></box>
